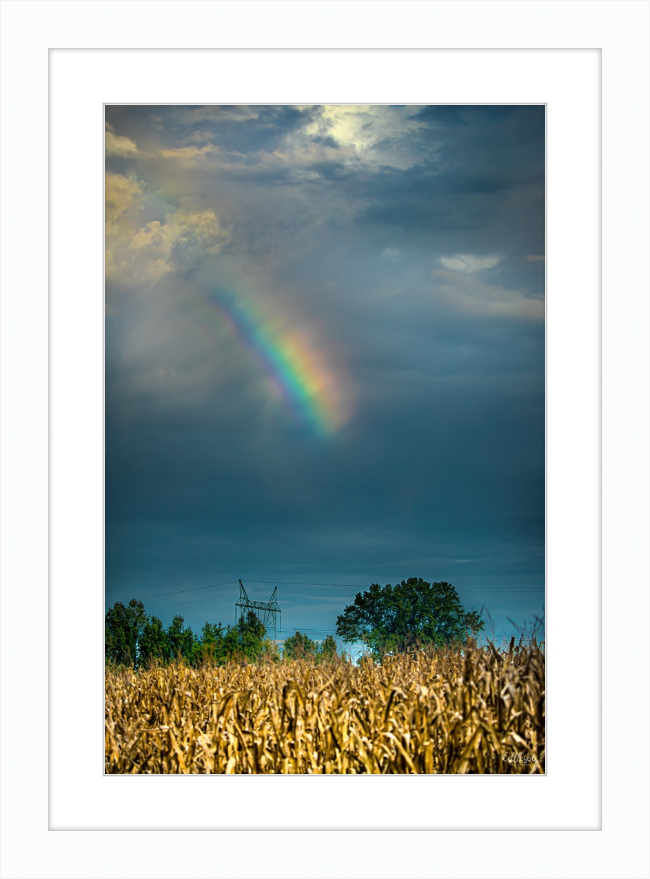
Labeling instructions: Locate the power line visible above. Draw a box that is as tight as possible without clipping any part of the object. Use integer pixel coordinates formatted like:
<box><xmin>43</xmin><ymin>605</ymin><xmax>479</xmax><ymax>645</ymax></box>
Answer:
<box><xmin>279</xmin><ymin>633</ymin><xmax>339</xmax><ymax>636</ymax></box>
<box><xmin>247</xmin><ymin>580</ymin><xmax>544</xmax><ymax>592</ymax></box>
<box><xmin>275</xmin><ymin>586</ymin><xmax>544</xmax><ymax>594</ymax></box>
<box><xmin>106</xmin><ymin>578</ymin><xmax>544</xmax><ymax>602</ymax></box>
<box><xmin>106</xmin><ymin>579</ymin><xmax>545</xmax><ymax>613</ymax></box>
<box><xmin>248</xmin><ymin>580</ymin><xmax>369</xmax><ymax>588</ymax></box>
<box><xmin>105</xmin><ymin>580</ymin><xmax>237</xmax><ymax>606</ymax></box>
<box><xmin>147</xmin><ymin>592</ymin><xmax>238</xmax><ymax>612</ymax></box>
<box><xmin>279</xmin><ymin>625</ymin><xmax>341</xmax><ymax>631</ymax></box>
<box><xmin>104</xmin><ymin>581</ymin><xmax>356</xmax><ymax>609</ymax></box>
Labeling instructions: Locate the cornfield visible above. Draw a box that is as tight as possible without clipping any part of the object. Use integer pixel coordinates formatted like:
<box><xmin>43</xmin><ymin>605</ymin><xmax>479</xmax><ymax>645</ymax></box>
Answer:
<box><xmin>105</xmin><ymin>641</ymin><xmax>545</xmax><ymax>774</ymax></box>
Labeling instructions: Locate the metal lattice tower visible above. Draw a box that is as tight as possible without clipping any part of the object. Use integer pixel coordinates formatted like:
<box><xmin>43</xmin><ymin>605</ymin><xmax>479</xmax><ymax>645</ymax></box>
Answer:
<box><xmin>235</xmin><ymin>580</ymin><xmax>281</xmax><ymax>642</ymax></box>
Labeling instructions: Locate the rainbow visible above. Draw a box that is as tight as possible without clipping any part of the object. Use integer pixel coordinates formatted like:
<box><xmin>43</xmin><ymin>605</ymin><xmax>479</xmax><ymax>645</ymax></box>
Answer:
<box><xmin>206</xmin><ymin>289</ymin><xmax>349</xmax><ymax>436</ymax></box>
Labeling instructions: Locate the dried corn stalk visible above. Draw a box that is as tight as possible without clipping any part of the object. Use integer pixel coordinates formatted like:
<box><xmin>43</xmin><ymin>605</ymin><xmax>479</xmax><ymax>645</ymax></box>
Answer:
<box><xmin>105</xmin><ymin>644</ymin><xmax>545</xmax><ymax>774</ymax></box>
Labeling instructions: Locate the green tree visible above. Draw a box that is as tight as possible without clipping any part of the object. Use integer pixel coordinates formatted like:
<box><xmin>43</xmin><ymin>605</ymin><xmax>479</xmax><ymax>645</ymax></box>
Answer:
<box><xmin>105</xmin><ymin>599</ymin><xmax>147</xmax><ymax>666</ymax></box>
<box><xmin>316</xmin><ymin>634</ymin><xmax>338</xmax><ymax>663</ymax></box>
<box><xmin>191</xmin><ymin>621</ymin><xmax>227</xmax><ymax>665</ymax></box>
<box><xmin>216</xmin><ymin>626</ymin><xmax>238</xmax><ymax>662</ymax></box>
<box><xmin>236</xmin><ymin>611</ymin><xmax>267</xmax><ymax>662</ymax></box>
<box><xmin>166</xmin><ymin>615</ymin><xmax>196</xmax><ymax>662</ymax></box>
<box><xmin>258</xmin><ymin>637</ymin><xmax>281</xmax><ymax>663</ymax></box>
<box><xmin>336</xmin><ymin>578</ymin><xmax>485</xmax><ymax>659</ymax></box>
<box><xmin>138</xmin><ymin>614</ymin><xmax>169</xmax><ymax>666</ymax></box>
<box><xmin>201</xmin><ymin>621</ymin><xmax>225</xmax><ymax>645</ymax></box>
<box><xmin>103</xmin><ymin>600</ymin><xmax>279</xmax><ymax>669</ymax></box>
<box><xmin>283</xmin><ymin>630</ymin><xmax>318</xmax><ymax>661</ymax></box>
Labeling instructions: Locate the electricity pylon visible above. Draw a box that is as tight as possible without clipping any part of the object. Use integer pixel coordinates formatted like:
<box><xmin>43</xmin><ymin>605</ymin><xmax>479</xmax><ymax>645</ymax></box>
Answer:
<box><xmin>235</xmin><ymin>580</ymin><xmax>281</xmax><ymax>642</ymax></box>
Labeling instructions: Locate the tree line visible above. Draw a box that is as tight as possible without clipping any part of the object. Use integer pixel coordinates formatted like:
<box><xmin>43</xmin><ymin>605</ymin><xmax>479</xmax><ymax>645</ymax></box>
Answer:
<box><xmin>105</xmin><ymin>599</ymin><xmax>340</xmax><ymax>668</ymax></box>
<box><xmin>105</xmin><ymin>578</ymin><xmax>484</xmax><ymax>668</ymax></box>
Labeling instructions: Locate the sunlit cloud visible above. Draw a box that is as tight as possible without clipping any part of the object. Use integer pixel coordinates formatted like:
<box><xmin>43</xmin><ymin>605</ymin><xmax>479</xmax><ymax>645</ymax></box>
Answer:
<box><xmin>303</xmin><ymin>105</ymin><xmax>429</xmax><ymax>170</ymax></box>
<box><xmin>105</xmin><ymin>129</ymin><xmax>139</xmax><ymax>156</ymax></box>
<box><xmin>105</xmin><ymin>167</ymin><xmax>229</xmax><ymax>285</ymax></box>
<box><xmin>105</xmin><ymin>173</ymin><xmax>143</xmax><ymax>224</ymax></box>
<box><xmin>159</xmin><ymin>144</ymin><xmax>216</xmax><ymax>161</ymax></box>
<box><xmin>440</xmin><ymin>254</ymin><xmax>503</xmax><ymax>273</ymax></box>
<box><xmin>431</xmin><ymin>269</ymin><xmax>544</xmax><ymax>320</ymax></box>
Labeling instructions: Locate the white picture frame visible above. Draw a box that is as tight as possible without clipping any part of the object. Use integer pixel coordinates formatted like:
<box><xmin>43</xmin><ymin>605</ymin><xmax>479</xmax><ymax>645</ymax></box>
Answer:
<box><xmin>1</xmin><ymin>2</ymin><xmax>648</xmax><ymax>877</ymax></box>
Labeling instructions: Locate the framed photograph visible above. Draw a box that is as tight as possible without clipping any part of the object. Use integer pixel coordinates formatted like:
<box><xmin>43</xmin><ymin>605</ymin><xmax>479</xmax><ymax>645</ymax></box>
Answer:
<box><xmin>1</xmin><ymin>2</ymin><xmax>648</xmax><ymax>877</ymax></box>
<box><xmin>103</xmin><ymin>98</ymin><xmax>547</xmax><ymax>777</ymax></box>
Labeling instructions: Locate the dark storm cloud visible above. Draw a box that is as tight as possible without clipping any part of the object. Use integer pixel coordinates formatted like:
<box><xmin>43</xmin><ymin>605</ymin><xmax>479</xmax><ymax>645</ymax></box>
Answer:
<box><xmin>105</xmin><ymin>105</ymin><xmax>545</xmax><ymax>642</ymax></box>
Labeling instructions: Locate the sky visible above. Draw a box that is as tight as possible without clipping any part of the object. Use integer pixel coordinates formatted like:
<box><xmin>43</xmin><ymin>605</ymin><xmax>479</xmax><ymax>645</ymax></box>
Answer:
<box><xmin>105</xmin><ymin>104</ymin><xmax>545</xmax><ymax>647</ymax></box>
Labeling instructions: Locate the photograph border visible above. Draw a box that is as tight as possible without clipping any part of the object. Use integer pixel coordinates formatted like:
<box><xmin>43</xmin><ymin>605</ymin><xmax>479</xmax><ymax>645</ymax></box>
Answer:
<box><xmin>1</xmin><ymin>2</ymin><xmax>648</xmax><ymax>877</ymax></box>
<box><xmin>52</xmin><ymin>46</ymin><xmax>595</xmax><ymax>832</ymax></box>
